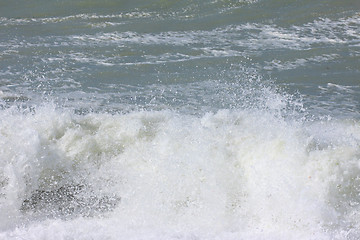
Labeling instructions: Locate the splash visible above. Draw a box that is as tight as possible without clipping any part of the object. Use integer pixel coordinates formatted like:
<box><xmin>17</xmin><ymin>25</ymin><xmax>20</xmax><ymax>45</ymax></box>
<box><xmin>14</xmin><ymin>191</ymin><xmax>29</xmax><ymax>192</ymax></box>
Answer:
<box><xmin>0</xmin><ymin>104</ymin><xmax>359</xmax><ymax>239</ymax></box>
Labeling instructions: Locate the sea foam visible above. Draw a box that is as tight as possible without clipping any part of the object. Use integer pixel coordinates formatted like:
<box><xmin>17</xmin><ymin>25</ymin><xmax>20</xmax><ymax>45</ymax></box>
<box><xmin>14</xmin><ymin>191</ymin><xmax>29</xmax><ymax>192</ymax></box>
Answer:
<box><xmin>1</xmin><ymin>105</ymin><xmax>359</xmax><ymax>239</ymax></box>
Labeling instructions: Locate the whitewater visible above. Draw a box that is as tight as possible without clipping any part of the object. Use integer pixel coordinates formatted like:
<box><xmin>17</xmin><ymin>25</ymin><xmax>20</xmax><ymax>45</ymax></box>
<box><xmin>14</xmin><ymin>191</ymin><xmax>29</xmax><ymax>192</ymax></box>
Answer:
<box><xmin>1</xmin><ymin>103</ymin><xmax>360</xmax><ymax>239</ymax></box>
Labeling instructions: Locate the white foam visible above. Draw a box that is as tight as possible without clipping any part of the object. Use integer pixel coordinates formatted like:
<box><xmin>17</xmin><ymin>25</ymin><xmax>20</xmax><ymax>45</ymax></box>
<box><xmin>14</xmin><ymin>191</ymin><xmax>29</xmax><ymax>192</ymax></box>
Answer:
<box><xmin>0</xmin><ymin>12</ymin><xmax>157</xmax><ymax>26</ymax></box>
<box><xmin>263</xmin><ymin>54</ymin><xmax>340</xmax><ymax>71</ymax></box>
<box><xmin>0</xmin><ymin>105</ymin><xmax>359</xmax><ymax>239</ymax></box>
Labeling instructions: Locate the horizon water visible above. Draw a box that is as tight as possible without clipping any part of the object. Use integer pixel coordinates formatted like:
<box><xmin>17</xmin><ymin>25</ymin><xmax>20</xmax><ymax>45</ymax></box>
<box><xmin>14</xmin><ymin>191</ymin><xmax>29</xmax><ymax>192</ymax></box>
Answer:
<box><xmin>0</xmin><ymin>1</ymin><xmax>360</xmax><ymax>239</ymax></box>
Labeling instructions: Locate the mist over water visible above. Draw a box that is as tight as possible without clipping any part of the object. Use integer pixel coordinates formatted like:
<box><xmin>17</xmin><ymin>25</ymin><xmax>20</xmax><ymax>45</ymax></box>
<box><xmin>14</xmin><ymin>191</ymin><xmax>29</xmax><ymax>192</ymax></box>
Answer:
<box><xmin>0</xmin><ymin>0</ymin><xmax>360</xmax><ymax>239</ymax></box>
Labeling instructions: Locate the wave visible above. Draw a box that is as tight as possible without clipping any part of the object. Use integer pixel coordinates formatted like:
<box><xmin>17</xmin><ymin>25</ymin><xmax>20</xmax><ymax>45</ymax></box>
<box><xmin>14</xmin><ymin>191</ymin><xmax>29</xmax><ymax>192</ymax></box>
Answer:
<box><xmin>0</xmin><ymin>104</ymin><xmax>359</xmax><ymax>239</ymax></box>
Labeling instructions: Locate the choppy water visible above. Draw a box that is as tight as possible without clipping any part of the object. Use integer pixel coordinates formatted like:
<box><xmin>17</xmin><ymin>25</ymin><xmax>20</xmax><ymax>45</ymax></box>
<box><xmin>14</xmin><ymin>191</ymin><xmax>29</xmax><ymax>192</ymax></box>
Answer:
<box><xmin>0</xmin><ymin>0</ymin><xmax>360</xmax><ymax>239</ymax></box>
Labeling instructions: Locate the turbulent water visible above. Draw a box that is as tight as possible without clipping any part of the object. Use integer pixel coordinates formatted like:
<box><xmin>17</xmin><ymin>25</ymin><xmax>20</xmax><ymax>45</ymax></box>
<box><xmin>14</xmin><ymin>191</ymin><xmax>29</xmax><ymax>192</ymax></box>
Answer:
<box><xmin>0</xmin><ymin>0</ymin><xmax>360</xmax><ymax>239</ymax></box>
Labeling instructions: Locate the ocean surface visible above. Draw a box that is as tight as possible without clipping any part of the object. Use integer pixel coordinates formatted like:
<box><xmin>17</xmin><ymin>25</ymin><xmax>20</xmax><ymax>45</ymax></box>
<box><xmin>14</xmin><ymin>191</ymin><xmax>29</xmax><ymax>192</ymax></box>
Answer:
<box><xmin>0</xmin><ymin>0</ymin><xmax>360</xmax><ymax>239</ymax></box>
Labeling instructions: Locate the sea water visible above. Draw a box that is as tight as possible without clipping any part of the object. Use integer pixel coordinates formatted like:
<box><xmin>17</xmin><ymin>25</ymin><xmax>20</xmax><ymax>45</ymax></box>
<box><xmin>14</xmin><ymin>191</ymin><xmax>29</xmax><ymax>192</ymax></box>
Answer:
<box><xmin>0</xmin><ymin>0</ymin><xmax>359</xmax><ymax>239</ymax></box>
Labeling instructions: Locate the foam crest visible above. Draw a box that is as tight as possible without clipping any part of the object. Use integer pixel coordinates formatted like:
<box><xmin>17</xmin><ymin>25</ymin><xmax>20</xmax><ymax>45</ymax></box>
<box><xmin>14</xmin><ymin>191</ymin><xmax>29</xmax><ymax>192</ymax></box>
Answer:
<box><xmin>1</xmin><ymin>105</ymin><xmax>359</xmax><ymax>238</ymax></box>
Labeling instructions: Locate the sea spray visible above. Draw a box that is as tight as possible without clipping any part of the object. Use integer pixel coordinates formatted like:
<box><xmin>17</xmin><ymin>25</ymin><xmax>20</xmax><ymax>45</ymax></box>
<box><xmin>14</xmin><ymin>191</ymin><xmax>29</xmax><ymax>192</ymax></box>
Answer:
<box><xmin>1</xmin><ymin>104</ymin><xmax>359</xmax><ymax>239</ymax></box>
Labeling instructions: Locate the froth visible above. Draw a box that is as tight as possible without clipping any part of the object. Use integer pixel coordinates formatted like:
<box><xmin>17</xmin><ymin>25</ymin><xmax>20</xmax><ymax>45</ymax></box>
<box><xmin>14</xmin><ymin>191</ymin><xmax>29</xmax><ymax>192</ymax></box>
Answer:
<box><xmin>0</xmin><ymin>106</ymin><xmax>359</xmax><ymax>239</ymax></box>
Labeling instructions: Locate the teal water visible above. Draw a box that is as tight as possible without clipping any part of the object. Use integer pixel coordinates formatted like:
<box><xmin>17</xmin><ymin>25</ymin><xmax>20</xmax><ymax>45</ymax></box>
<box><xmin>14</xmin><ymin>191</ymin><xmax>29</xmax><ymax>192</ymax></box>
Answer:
<box><xmin>0</xmin><ymin>1</ymin><xmax>360</xmax><ymax>239</ymax></box>
<box><xmin>1</xmin><ymin>0</ymin><xmax>359</xmax><ymax>115</ymax></box>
